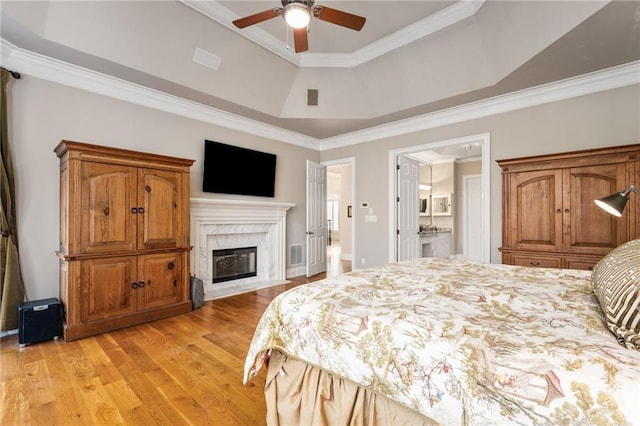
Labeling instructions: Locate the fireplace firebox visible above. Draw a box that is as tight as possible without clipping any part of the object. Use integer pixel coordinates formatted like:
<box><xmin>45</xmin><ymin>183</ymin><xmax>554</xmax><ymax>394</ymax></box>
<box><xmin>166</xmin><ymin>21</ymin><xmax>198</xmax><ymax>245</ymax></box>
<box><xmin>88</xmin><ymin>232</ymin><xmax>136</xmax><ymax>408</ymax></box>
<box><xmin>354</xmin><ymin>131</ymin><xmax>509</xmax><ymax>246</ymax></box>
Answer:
<box><xmin>212</xmin><ymin>246</ymin><xmax>257</xmax><ymax>283</ymax></box>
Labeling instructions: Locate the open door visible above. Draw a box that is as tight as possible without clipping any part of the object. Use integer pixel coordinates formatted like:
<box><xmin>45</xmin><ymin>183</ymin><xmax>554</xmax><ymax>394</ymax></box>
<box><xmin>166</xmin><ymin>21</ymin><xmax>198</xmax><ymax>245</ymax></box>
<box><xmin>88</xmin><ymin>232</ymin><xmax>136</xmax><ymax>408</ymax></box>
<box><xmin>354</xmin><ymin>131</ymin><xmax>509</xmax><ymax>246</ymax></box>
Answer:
<box><xmin>396</xmin><ymin>155</ymin><xmax>420</xmax><ymax>261</ymax></box>
<box><xmin>306</xmin><ymin>160</ymin><xmax>327</xmax><ymax>277</ymax></box>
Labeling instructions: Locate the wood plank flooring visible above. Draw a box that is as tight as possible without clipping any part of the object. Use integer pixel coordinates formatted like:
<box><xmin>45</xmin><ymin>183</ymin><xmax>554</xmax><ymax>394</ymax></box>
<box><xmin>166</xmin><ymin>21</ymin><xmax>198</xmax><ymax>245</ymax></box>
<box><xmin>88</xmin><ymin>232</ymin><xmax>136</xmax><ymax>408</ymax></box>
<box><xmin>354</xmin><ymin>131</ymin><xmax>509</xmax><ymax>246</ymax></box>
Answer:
<box><xmin>0</xmin><ymin>258</ymin><xmax>349</xmax><ymax>426</ymax></box>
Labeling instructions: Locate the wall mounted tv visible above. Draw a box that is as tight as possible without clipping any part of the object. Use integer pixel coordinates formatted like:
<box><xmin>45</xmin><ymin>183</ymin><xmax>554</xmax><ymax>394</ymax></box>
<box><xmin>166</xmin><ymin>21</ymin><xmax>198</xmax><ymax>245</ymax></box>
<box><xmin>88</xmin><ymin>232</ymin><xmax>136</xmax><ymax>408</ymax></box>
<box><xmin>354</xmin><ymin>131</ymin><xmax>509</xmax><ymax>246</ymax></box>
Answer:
<box><xmin>202</xmin><ymin>140</ymin><xmax>277</xmax><ymax>197</ymax></box>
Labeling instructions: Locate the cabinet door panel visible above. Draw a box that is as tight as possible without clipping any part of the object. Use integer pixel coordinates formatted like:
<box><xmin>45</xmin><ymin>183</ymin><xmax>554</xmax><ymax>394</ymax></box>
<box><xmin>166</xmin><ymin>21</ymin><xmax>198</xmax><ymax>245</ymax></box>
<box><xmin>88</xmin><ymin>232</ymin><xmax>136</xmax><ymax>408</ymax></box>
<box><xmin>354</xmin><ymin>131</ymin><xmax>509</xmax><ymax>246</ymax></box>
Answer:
<box><xmin>138</xmin><ymin>170</ymin><xmax>183</xmax><ymax>249</ymax></box>
<box><xmin>509</xmin><ymin>170</ymin><xmax>563</xmax><ymax>251</ymax></box>
<box><xmin>81</xmin><ymin>162</ymin><xmax>137</xmax><ymax>253</ymax></box>
<box><xmin>81</xmin><ymin>257</ymin><xmax>137</xmax><ymax>322</ymax></box>
<box><xmin>138</xmin><ymin>253</ymin><xmax>183</xmax><ymax>310</ymax></box>
<box><xmin>565</xmin><ymin>164</ymin><xmax>627</xmax><ymax>253</ymax></box>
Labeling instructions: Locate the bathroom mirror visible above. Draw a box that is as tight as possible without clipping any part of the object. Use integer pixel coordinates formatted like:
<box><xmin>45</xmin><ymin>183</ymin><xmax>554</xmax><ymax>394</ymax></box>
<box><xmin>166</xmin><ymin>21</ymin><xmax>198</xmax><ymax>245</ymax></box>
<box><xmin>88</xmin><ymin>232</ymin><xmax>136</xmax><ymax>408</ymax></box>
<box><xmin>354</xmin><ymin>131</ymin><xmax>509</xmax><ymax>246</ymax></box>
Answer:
<box><xmin>432</xmin><ymin>194</ymin><xmax>452</xmax><ymax>216</ymax></box>
<box><xmin>418</xmin><ymin>164</ymin><xmax>432</xmax><ymax>216</ymax></box>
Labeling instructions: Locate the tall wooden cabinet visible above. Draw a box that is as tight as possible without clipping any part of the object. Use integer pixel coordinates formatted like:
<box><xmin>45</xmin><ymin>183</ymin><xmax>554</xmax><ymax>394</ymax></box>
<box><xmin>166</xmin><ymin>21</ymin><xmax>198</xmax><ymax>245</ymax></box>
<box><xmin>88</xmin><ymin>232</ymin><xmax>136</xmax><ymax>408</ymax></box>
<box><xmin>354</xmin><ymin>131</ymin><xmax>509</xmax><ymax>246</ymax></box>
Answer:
<box><xmin>55</xmin><ymin>141</ymin><xmax>194</xmax><ymax>341</ymax></box>
<box><xmin>498</xmin><ymin>144</ymin><xmax>639</xmax><ymax>270</ymax></box>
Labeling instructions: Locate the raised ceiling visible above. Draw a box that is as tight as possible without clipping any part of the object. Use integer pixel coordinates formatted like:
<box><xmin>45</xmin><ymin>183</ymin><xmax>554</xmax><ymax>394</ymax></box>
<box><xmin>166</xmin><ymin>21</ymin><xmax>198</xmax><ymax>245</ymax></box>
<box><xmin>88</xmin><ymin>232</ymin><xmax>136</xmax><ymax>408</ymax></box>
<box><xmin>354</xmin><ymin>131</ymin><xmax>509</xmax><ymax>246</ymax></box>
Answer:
<box><xmin>1</xmin><ymin>1</ymin><xmax>639</xmax><ymax>140</ymax></box>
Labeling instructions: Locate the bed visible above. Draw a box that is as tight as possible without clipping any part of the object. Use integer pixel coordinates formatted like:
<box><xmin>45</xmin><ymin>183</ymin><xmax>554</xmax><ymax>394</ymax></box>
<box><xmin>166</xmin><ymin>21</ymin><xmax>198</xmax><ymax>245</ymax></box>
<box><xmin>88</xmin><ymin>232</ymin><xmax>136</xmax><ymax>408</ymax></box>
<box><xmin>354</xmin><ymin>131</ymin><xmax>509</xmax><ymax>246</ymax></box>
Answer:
<box><xmin>243</xmin><ymin>243</ymin><xmax>640</xmax><ymax>425</ymax></box>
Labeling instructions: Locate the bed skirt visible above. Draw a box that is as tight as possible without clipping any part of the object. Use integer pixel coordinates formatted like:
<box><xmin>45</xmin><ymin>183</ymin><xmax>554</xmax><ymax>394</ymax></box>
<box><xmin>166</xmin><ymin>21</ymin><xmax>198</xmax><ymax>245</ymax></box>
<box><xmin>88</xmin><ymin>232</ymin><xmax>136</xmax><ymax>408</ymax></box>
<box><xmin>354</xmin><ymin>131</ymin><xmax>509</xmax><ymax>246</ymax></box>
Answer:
<box><xmin>265</xmin><ymin>350</ymin><xmax>438</xmax><ymax>426</ymax></box>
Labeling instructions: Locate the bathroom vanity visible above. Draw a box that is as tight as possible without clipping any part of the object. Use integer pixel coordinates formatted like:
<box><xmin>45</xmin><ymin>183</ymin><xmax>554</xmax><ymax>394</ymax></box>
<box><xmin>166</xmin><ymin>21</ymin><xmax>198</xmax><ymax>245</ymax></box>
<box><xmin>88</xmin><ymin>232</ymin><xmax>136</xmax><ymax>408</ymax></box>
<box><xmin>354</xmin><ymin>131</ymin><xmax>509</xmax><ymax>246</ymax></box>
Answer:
<box><xmin>419</xmin><ymin>229</ymin><xmax>451</xmax><ymax>258</ymax></box>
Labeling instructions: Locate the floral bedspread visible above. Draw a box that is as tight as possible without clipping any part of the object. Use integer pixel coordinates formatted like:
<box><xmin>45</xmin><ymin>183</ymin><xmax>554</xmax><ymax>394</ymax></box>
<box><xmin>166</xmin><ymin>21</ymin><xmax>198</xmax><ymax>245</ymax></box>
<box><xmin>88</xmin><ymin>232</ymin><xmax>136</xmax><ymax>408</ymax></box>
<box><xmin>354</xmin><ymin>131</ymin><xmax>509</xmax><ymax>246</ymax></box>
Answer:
<box><xmin>244</xmin><ymin>258</ymin><xmax>640</xmax><ymax>425</ymax></box>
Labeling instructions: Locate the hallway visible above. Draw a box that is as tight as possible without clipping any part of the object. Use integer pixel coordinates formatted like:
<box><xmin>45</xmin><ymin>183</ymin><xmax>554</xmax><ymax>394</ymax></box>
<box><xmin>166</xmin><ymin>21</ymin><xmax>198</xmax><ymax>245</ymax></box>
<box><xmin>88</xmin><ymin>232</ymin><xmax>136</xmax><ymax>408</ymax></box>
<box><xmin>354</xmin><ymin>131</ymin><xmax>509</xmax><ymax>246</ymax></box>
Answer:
<box><xmin>326</xmin><ymin>243</ymin><xmax>351</xmax><ymax>277</ymax></box>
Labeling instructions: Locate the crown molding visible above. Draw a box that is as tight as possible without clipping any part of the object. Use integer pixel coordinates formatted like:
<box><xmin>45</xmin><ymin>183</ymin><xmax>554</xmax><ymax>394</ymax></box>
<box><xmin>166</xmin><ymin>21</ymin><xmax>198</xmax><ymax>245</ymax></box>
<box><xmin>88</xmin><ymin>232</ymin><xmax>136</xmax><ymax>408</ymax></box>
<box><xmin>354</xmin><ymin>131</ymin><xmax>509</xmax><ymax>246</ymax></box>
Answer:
<box><xmin>318</xmin><ymin>60</ymin><xmax>640</xmax><ymax>151</ymax></box>
<box><xmin>180</xmin><ymin>0</ymin><xmax>300</xmax><ymax>66</ymax></box>
<box><xmin>1</xmin><ymin>38</ymin><xmax>638</xmax><ymax>153</ymax></box>
<box><xmin>300</xmin><ymin>0</ymin><xmax>485</xmax><ymax>68</ymax></box>
<box><xmin>180</xmin><ymin>0</ymin><xmax>485</xmax><ymax>68</ymax></box>
<box><xmin>0</xmin><ymin>38</ymin><xmax>320</xmax><ymax>150</ymax></box>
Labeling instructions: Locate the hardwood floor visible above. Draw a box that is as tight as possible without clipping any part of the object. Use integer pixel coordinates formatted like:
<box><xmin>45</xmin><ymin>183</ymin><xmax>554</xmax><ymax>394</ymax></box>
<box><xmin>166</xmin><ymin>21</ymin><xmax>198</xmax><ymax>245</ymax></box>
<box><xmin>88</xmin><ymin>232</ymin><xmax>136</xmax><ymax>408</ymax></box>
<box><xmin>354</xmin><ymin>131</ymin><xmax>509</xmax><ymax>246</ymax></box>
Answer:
<box><xmin>0</xmin><ymin>263</ymin><xmax>350</xmax><ymax>425</ymax></box>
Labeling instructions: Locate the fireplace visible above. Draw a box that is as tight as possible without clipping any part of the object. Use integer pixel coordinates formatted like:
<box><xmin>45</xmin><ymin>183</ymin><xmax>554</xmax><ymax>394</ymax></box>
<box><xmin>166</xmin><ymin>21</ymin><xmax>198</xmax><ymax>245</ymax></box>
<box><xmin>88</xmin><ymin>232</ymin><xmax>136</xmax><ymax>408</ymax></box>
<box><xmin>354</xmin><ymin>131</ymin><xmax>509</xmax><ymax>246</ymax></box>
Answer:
<box><xmin>190</xmin><ymin>197</ymin><xmax>295</xmax><ymax>300</ymax></box>
<box><xmin>212</xmin><ymin>246</ymin><xmax>257</xmax><ymax>283</ymax></box>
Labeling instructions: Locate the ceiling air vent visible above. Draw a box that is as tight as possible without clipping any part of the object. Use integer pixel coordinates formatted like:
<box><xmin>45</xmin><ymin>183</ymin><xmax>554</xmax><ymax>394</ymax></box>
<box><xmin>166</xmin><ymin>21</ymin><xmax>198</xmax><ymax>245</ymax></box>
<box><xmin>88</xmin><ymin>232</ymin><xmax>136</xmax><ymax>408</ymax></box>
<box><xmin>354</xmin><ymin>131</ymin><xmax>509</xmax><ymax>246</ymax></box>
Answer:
<box><xmin>192</xmin><ymin>48</ymin><xmax>222</xmax><ymax>71</ymax></box>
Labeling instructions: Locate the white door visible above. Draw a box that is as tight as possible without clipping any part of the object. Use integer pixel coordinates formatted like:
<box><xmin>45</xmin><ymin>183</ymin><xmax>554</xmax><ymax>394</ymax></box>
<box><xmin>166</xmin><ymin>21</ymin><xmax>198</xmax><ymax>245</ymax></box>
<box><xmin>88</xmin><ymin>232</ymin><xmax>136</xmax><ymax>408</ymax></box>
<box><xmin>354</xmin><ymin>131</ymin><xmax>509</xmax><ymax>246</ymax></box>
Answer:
<box><xmin>396</xmin><ymin>155</ymin><xmax>420</xmax><ymax>261</ymax></box>
<box><xmin>463</xmin><ymin>174</ymin><xmax>483</xmax><ymax>262</ymax></box>
<box><xmin>306</xmin><ymin>160</ymin><xmax>327</xmax><ymax>276</ymax></box>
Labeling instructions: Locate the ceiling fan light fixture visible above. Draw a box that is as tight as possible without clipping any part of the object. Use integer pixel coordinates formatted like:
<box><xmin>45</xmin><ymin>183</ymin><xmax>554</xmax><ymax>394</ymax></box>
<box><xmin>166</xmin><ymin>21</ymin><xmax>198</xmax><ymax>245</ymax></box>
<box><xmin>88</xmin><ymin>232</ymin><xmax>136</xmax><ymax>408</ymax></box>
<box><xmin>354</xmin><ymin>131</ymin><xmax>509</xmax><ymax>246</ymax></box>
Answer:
<box><xmin>284</xmin><ymin>3</ymin><xmax>311</xmax><ymax>28</ymax></box>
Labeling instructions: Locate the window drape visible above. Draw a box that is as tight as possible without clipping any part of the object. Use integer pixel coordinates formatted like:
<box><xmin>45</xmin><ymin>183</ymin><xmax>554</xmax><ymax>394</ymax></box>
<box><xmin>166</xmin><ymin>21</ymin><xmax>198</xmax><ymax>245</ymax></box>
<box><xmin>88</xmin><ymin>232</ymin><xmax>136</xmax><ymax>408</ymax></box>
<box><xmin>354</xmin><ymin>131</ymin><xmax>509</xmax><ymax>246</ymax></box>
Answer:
<box><xmin>0</xmin><ymin>68</ymin><xmax>25</xmax><ymax>331</ymax></box>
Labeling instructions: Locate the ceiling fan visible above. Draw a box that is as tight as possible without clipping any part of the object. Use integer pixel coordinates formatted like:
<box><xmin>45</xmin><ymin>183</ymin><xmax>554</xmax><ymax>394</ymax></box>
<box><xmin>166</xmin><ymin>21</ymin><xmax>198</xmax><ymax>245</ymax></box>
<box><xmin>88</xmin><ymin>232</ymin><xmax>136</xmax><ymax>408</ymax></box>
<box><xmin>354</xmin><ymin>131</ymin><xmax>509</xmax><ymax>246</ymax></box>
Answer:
<box><xmin>232</xmin><ymin>0</ymin><xmax>366</xmax><ymax>53</ymax></box>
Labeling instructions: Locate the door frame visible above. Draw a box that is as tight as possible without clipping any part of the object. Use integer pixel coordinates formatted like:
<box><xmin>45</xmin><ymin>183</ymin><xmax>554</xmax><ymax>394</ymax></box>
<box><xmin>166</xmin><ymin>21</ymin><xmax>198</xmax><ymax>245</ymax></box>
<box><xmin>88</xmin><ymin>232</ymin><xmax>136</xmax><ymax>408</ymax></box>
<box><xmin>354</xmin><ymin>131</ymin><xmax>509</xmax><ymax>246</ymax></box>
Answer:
<box><xmin>387</xmin><ymin>133</ymin><xmax>491</xmax><ymax>263</ymax></box>
<box><xmin>304</xmin><ymin>157</ymin><xmax>358</xmax><ymax>270</ymax></box>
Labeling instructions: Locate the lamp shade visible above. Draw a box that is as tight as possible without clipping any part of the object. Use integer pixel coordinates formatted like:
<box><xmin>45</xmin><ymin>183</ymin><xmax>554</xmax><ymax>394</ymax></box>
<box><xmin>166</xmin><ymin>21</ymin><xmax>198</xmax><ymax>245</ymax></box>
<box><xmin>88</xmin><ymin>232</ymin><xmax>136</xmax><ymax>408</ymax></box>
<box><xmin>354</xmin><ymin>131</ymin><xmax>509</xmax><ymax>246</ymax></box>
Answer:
<box><xmin>284</xmin><ymin>3</ymin><xmax>311</xmax><ymax>28</ymax></box>
<box><xmin>594</xmin><ymin>185</ymin><xmax>639</xmax><ymax>217</ymax></box>
<box><xmin>595</xmin><ymin>192</ymin><xmax>628</xmax><ymax>217</ymax></box>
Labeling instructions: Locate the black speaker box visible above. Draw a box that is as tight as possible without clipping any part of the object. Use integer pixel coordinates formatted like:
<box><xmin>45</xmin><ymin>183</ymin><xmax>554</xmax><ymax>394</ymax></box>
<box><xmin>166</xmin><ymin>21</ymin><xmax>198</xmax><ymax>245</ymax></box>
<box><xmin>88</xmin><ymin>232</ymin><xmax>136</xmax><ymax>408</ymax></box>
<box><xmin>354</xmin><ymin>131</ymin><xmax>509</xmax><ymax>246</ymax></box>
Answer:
<box><xmin>18</xmin><ymin>298</ymin><xmax>62</xmax><ymax>347</ymax></box>
<box><xmin>190</xmin><ymin>275</ymin><xmax>204</xmax><ymax>310</ymax></box>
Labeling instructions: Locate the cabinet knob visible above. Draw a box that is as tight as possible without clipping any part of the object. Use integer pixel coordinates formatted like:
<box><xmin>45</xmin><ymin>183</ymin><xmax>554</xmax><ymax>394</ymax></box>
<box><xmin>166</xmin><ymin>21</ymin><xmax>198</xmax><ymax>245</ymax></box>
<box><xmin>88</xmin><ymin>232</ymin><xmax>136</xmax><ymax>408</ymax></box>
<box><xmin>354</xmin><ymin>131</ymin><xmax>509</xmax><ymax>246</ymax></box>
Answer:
<box><xmin>131</xmin><ymin>207</ymin><xmax>138</xmax><ymax>214</ymax></box>
<box><xmin>530</xmin><ymin>262</ymin><xmax>540</xmax><ymax>266</ymax></box>
<box><xmin>138</xmin><ymin>280</ymin><xmax>145</xmax><ymax>288</ymax></box>
<box><xmin>103</xmin><ymin>207</ymin><xmax>110</xmax><ymax>216</ymax></box>
<box><xmin>556</xmin><ymin>209</ymin><xmax>561</xmax><ymax>213</ymax></box>
<box><xmin>137</xmin><ymin>207</ymin><xmax>145</xmax><ymax>214</ymax></box>
<box><xmin>564</xmin><ymin>209</ymin><xmax>569</xmax><ymax>213</ymax></box>
<box><xmin>168</xmin><ymin>262</ymin><xmax>175</xmax><ymax>270</ymax></box>
<box><xmin>131</xmin><ymin>282</ymin><xmax>138</xmax><ymax>289</ymax></box>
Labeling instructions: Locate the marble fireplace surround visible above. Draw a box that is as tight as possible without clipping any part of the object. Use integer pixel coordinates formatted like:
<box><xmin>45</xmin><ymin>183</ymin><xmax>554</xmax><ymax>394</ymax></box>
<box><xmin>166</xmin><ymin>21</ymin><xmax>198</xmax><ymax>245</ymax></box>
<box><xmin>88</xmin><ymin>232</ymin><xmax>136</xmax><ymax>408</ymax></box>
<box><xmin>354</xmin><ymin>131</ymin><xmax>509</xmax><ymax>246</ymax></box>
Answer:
<box><xmin>190</xmin><ymin>197</ymin><xmax>295</xmax><ymax>300</ymax></box>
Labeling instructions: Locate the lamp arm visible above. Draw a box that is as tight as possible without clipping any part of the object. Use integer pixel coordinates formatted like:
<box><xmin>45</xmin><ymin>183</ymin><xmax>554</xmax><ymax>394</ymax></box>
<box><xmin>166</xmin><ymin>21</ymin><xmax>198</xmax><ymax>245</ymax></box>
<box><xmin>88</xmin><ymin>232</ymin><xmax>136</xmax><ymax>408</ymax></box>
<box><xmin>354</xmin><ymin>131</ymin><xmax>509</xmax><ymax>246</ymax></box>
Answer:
<box><xmin>628</xmin><ymin>185</ymin><xmax>639</xmax><ymax>195</ymax></box>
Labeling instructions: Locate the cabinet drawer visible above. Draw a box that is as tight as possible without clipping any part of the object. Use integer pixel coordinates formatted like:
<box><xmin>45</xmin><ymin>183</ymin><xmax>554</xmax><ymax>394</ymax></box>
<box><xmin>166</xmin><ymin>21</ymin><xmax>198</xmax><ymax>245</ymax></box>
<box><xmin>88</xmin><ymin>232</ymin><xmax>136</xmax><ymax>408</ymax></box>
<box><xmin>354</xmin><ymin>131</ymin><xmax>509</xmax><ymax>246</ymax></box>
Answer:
<box><xmin>564</xmin><ymin>257</ymin><xmax>600</xmax><ymax>271</ymax></box>
<box><xmin>509</xmin><ymin>254</ymin><xmax>562</xmax><ymax>269</ymax></box>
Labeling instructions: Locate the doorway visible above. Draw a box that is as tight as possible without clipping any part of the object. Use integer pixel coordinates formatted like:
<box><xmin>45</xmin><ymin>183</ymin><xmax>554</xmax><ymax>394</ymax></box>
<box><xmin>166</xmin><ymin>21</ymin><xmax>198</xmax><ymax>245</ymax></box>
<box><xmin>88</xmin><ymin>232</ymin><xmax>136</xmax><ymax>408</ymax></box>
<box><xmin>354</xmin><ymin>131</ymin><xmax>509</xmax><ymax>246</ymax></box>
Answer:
<box><xmin>388</xmin><ymin>133</ymin><xmax>491</xmax><ymax>263</ymax></box>
<box><xmin>325</xmin><ymin>160</ymin><xmax>354</xmax><ymax>277</ymax></box>
<box><xmin>306</xmin><ymin>158</ymin><xmax>355</xmax><ymax>278</ymax></box>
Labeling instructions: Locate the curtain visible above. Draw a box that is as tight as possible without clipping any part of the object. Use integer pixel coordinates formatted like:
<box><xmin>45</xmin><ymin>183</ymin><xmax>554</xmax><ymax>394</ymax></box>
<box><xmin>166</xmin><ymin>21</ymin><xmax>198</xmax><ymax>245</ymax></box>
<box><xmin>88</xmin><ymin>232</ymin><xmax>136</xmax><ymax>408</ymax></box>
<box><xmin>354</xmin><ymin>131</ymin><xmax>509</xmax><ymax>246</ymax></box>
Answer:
<box><xmin>0</xmin><ymin>69</ymin><xmax>25</xmax><ymax>331</ymax></box>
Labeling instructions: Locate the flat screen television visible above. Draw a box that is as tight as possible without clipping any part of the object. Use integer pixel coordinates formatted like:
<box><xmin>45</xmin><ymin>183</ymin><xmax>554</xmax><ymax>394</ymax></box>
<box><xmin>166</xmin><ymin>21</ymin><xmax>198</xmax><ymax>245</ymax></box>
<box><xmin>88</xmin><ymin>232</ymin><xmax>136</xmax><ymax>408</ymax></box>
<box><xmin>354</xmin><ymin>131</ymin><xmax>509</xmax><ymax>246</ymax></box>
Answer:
<box><xmin>202</xmin><ymin>140</ymin><xmax>277</xmax><ymax>197</ymax></box>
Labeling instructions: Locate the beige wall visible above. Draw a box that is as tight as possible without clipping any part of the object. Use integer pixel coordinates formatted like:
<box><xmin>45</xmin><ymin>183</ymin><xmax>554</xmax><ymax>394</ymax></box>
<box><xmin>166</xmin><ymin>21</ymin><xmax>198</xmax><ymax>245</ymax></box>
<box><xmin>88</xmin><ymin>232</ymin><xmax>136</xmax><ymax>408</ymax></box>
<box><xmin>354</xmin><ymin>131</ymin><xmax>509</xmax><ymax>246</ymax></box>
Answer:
<box><xmin>9</xmin><ymin>76</ymin><xmax>319</xmax><ymax>301</ymax></box>
<box><xmin>321</xmin><ymin>84</ymin><xmax>640</xmax><ymax>268</ymax></box>
<box><xmin>6</xmin><ymin>72</ymin><xmax>640</xmax><ymax>303</ymax></box>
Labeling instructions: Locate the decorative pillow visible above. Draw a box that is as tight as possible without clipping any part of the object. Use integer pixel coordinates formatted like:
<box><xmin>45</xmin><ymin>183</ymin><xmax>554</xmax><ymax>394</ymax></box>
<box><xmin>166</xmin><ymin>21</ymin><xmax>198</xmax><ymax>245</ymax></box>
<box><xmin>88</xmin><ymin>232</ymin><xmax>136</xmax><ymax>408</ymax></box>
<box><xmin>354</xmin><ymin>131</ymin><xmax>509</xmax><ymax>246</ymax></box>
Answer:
<box><xmin>591</xmin><ymin>239</ymin><xmax>640</xmax><ymax>350</ymax></box>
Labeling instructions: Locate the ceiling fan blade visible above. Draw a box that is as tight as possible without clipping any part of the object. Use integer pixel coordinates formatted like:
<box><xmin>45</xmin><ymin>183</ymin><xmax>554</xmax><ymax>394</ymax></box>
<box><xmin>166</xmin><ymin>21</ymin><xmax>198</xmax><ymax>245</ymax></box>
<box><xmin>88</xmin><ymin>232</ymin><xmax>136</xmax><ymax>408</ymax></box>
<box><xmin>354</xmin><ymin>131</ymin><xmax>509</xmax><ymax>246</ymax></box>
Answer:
<box><xmin>314</xmin><ymin>6</ymin><xmax>366</xmax><ymax>31</ymax></box>
<box><xmin>293</xmin><ymin>27</ymin><xmax>309</xmax><ymax>53</ymax></box>
<box><xmin>232</xmin><ymin>8</ymin><xmax>281</xmax><ymax>29</ymax></box>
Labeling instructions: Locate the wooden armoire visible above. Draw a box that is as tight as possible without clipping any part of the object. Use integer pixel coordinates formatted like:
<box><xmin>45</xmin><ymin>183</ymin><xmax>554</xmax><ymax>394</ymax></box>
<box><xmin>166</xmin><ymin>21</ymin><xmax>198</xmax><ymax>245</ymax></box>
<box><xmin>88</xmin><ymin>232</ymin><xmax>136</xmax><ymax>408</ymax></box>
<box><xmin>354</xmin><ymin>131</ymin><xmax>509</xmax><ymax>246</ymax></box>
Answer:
<box><xmin>498</xmin><ymin>144</ymin><xmax>639</xmax><ymax>270</ymax></box>
<box><xmin>55</xmin><ymin>141</ymin><xmax>195</xmax><ymax>341</ymax></box>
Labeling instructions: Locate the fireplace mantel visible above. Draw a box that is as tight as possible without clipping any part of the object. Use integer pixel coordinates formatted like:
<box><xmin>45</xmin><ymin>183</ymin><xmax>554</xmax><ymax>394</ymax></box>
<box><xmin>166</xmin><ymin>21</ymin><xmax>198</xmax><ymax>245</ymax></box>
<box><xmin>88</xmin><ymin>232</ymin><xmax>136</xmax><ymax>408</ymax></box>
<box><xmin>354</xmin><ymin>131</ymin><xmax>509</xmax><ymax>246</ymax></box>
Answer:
<box><xmin>190</xmin><ymin>197</ymin><xmax>295</xmax><ymax>299</ymax></box>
